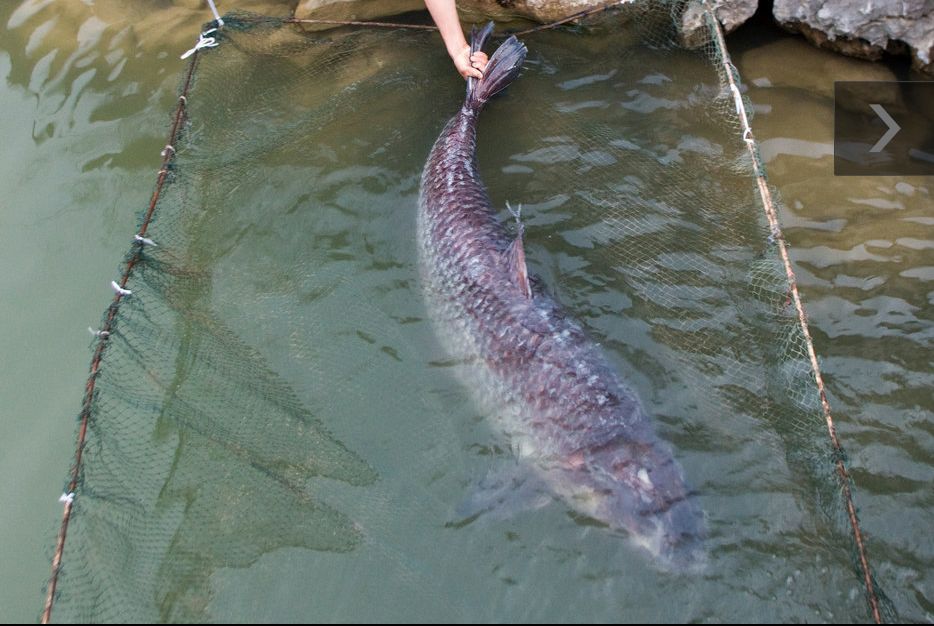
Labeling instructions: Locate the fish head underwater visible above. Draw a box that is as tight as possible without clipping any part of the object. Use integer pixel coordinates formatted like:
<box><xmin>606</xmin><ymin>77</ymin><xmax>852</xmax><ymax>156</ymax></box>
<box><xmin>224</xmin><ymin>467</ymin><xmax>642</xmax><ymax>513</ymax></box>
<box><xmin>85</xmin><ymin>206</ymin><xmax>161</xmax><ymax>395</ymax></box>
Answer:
<box><xmin>549</xmin><ymin>430</ymin><xmax>707</xmax><ymax>572</ymax></box>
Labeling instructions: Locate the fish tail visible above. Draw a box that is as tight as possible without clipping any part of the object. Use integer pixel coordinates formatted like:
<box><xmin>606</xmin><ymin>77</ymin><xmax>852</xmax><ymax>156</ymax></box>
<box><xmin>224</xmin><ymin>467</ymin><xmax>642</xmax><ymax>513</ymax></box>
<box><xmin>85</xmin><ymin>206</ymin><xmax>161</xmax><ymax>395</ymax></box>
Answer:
<box><xmin>466</xmin><ymin>24</ymin><xmax>527</xmax><ymax>111</ymax></box>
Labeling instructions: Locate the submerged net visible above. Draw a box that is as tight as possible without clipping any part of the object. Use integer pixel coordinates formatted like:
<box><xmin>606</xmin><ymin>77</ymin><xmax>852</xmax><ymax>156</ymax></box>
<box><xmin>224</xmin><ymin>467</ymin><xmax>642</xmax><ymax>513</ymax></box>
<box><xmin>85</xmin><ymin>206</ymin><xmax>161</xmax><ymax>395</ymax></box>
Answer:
<box><xmin>46</xmin><ymin>1</ymin><xmax>894</xmax><ymax>622</ymax></box>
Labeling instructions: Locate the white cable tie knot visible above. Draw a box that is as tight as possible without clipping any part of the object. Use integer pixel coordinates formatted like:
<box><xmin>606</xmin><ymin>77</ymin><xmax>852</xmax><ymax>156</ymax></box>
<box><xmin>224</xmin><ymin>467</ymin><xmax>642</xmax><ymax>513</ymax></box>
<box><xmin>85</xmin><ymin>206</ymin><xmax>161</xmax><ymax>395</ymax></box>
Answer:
<box><xmin>111</xmin><ymin>281</ymin><xmax>132</xmax><ymax>297</ymax></box>
<box><xmin>134</xmin><ymin>234</ymin><xmax>157</xmax><ymax>247</ymax></box>
<box><xmin>743</xmin><ymin>127</ymin><xmax>754</xmax><ymax>143</ymax></box>
<box><xmin>160</xmin><ymin>144</ymin><xmax>175</xmax><ymax>157</ymax></box>
<box><xmin>181</xmin><ymin>28</ymin><xmax>218</xmax><ymax>60</ymax></box>
<box><xmin>59</xmin><ymin>492</ymin><xmax>75</xmax><ymax>505</ymax></box>
<box><xmin>88</xmin><ymin>327</ymin><xmax>110</xmax><ymax>338</ymax></box>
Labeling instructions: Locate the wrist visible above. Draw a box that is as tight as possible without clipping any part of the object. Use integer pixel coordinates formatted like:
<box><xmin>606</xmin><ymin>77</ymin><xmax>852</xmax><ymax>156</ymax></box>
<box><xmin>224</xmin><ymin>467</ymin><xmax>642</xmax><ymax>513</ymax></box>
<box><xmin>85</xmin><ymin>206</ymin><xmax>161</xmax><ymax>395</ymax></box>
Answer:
<box><xmin>442</xmin><ymin>23</ymin><xmax>470</xmax><ymax>57</ymax></box>
<box><xmin>445</xmin><ymin>36</ymin><xmax>469</xmax><ymax>59</ymax></box>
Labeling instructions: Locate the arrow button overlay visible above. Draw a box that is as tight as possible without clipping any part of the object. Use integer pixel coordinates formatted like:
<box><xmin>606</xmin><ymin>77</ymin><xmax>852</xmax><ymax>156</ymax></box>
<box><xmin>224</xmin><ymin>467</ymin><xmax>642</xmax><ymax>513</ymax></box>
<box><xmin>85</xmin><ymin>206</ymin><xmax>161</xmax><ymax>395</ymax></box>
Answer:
<box><xmin>835</xmin><ymin>81</ymin><xmax>934</xmax><ymax>176</ymax></box>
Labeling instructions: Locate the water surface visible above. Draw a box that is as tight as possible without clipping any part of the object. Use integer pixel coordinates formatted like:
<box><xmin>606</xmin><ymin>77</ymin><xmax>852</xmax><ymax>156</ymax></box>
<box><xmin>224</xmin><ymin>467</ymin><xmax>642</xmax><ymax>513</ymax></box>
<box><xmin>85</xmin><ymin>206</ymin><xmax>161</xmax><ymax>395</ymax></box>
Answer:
<box><xmin>0</xmin><ymin>1</ymin><xmax>931</xmax><ymax>622</ymax></box>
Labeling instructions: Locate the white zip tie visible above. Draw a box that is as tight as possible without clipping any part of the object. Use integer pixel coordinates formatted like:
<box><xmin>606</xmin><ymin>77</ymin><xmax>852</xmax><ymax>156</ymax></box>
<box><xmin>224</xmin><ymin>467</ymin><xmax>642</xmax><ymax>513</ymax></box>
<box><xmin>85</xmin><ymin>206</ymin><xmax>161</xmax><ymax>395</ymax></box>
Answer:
<box><xmin>111</xmin><ymin>281</ymin><xmax>132</xmax><ymax>297</ymax></box>
<box><xmin>160</xmin><ymin>144</ymin><xmax>175</xmax><ymax>157</ymax></box>
<box><xmin>59</xmin><ymin>492</ymin><xmax>75</xmax><ymax>505</ymax></box>
<box><xmin>206</xmin><ymin>0</ymin><xmax>224</xmax><ymax>27</ymax></box>
<box><xmin>88</xmin><ymin>327</ymin><xmax>110</xmax><ymax>338</ymax></box>
<box><xmin>724</xmin><ymin>63</ymin><xmax>756</xmax><ymax>147</ymax></box>
<box><xmin>729</xmin><ymin>81</ymin><xmax>744</xmax><ymax>117</ymax></box>
<box><xmin>181</xmin><ymin>28</ymin><xmax>219</xmax><ymax>60</ymax></box>
<box><xmin>134</xmin><ymin>234</ymin><xmax>157</xmax><ymax>246</ymax></box>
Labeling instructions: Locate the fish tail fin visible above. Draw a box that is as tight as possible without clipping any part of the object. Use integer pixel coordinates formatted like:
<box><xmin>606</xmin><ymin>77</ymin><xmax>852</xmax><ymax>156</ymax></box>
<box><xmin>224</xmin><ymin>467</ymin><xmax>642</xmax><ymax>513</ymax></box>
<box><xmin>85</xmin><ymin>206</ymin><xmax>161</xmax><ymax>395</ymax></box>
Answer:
<box><xmin>466</xmin><ymin>24</ymin><xmax>527</xmax><ymax>111</ymax></box>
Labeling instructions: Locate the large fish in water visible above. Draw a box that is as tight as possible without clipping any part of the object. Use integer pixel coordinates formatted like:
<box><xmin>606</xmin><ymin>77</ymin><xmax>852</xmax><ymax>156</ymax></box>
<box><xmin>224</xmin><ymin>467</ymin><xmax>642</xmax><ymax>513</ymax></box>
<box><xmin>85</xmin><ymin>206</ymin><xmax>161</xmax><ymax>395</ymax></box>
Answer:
<box><xmin>417</xmin><ymin>24</ymin><xmax>705</xmax><ymax>570</ymax></box>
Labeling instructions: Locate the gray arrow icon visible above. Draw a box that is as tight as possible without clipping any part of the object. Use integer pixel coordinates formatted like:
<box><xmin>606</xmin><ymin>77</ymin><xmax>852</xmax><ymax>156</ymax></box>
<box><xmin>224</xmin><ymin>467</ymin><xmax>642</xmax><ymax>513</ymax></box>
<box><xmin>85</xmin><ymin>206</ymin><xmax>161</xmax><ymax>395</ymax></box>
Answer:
<box><xmin>835</xmin><ymin>81</ymin><xmax>933</xmax><ymax>175</ymax></box>
<box><xmin>868</xmin><ymin>104</ymin><xmax>900</xmax><ymax>152</ymax></box>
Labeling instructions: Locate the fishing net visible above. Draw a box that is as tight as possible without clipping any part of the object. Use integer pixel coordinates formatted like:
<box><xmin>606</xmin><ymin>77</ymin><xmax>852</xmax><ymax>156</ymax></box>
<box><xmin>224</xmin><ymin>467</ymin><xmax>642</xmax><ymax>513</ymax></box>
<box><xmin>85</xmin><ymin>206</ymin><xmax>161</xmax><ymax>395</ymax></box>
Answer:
<box><xmin>46</xmin><ymin>1</ymin><xmax>894</xmax><ymax>622</ymax></box>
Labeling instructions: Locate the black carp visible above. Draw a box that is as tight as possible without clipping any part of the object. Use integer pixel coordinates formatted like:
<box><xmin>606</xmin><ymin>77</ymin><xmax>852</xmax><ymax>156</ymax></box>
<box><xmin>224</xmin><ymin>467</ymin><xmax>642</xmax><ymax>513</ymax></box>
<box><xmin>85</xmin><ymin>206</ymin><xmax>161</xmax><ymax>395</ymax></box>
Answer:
<box><xmin>417</xmin><ymin>24</ymin><xmax>705</xmax><ymax>570</ymax></box>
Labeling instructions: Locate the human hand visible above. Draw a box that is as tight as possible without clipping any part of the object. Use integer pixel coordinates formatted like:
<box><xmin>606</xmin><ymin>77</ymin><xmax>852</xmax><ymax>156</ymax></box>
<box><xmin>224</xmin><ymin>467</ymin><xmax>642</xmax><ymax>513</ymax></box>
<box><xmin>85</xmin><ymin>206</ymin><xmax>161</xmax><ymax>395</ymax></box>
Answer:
<box><xmin>451</xmin><ymin>44</ymin><xmax>488</xmax><ymax>80</ymax></box>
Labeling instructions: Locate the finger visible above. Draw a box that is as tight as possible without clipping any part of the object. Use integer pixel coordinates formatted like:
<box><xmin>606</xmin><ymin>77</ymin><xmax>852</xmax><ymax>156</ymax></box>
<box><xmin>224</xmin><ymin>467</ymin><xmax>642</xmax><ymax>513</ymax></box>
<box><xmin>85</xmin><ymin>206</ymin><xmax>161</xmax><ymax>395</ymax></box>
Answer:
<box><xmin>460</xmin><ymin>66</ymin><xmax>482</xmax><ymax>80</ymax></box>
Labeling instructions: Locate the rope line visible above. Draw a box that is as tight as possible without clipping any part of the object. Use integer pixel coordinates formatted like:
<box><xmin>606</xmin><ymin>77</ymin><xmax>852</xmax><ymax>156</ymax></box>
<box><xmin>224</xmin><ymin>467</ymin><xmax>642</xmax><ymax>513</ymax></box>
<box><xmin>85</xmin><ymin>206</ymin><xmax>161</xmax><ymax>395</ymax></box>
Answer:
<box><xmin>40</xmin><ymin>48</ymin><xmax>203</xmax><ymax>626</ymax></box>
<box><xmin>703</xmin><ymin>4</ymin><xmax>883</xmax><ymax>623</ymax></box>
<box><xmin>288</xmin><ymin>18</ymin><xmax>438</xmax><ymax>31</ymax></box>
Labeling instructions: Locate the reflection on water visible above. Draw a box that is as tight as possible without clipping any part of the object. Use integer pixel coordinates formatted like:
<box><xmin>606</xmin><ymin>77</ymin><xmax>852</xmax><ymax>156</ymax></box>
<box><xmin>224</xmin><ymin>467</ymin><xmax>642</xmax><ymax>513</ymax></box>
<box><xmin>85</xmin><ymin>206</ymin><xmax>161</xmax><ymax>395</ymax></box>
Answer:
<box><xmin>0</xmin><ymin>1</ymin><xmax>931</xmax><ymax>622</ymax></box>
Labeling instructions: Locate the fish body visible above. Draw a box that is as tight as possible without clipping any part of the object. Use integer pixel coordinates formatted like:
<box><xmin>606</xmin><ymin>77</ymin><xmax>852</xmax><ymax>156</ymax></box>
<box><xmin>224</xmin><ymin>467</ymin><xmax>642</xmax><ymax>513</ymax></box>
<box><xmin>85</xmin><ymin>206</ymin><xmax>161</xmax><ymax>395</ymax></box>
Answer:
<box><xmin>417</xmin><ymin>25</ymin><xmax>704</xmax><ymax>569</ymax></box>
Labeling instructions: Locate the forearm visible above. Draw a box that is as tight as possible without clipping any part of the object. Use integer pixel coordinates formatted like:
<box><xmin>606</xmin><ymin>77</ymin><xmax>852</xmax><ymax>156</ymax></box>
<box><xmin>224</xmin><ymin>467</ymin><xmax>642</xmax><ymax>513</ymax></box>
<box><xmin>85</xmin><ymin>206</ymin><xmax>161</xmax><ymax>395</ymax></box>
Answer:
<box><xmin>425</xmin><ymin>0</ymin><xmax>488</xmax><ymax>79</ymax></box>
<box><xmin>424</xmin><ymin>0</ymin><xmax>468</xmax><ymax>57</ymax></box>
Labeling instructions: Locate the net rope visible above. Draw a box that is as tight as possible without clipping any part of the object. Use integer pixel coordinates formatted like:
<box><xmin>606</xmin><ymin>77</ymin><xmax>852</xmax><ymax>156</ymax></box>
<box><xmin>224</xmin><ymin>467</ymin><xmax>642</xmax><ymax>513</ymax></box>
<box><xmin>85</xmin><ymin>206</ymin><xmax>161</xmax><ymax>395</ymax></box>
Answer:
<box><xmin>43</xmin><ymin>2</ymin><xmax>896</xmax><ymax>622</ymax></box>
<box><xmin>42</xmin><ymin>53</ymin><xmax>202</xmax><ymax>625</ymax></box>
<box><xmin>701</xmin><ymin>3</ymin><xmax>883</xmax><ymax>621</ymax></box>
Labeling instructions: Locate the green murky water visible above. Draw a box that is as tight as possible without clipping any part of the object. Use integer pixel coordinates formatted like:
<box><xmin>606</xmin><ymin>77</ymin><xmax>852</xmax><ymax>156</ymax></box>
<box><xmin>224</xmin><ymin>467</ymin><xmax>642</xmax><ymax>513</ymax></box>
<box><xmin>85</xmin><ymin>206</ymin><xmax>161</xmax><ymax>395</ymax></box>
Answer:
<box><xmin>0</xmin><ymin>1</ymin><xmax>931</xmax><ymax>622</ymax></box>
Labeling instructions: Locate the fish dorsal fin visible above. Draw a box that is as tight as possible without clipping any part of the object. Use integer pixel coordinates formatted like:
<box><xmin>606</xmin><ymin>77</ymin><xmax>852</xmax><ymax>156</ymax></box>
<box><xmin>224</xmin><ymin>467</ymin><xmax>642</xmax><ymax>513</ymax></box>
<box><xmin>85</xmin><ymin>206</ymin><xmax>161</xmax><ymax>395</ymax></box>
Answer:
<box><xmin>507</xmin><ymin>234</ymin><xmax>531</xmax><ymax>300</ymax></box>
<box><xmin>505</xmin><ymin>202</ymin><xmax>532</xmax><ymax>300</ymax></box>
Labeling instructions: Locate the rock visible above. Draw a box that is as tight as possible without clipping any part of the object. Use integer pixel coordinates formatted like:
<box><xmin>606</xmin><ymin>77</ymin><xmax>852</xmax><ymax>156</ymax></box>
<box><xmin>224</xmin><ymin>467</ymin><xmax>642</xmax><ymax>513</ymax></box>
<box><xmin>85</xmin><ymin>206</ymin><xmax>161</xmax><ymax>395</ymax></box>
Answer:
<box><xmin>457</xmin><ymin>0</ymin><xmax>627</xmax><ymax>23</ymax></box>
<box><xmin>295</xmin><ymin>0</ymin><xmax>643</xmax><ymax>24</ymax></box>
<box><xmin>294</xmin><ymin>0</ymin><xmax>425</xmax><ymax>21</ymax></box>
<box><xmin>680</xmin><ymin>0</ymin><xmax>758</xmax><ymax>48</ymax></box>
<box><xmin>773</xmin><ymin>0</ymin><xmax>934</xmax><ymax>75</ymax></box>
<box><xmin>698</xmin><ymin>0</ymin><xmax>758</xmax><ymax>32</ymax></box>
<box><xmin>176</xmin><ymin>0</ymin><xmax>290</xmax><ymax>17</ymax></box>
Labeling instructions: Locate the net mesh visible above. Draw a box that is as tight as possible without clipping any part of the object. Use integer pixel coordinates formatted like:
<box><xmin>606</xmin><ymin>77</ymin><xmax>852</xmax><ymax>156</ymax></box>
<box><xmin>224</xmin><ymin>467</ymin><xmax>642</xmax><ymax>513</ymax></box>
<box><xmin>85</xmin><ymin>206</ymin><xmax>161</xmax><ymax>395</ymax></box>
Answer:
<box><xmin>47</xmin><ymin>2</ymin><xmax>895</xmax><ymax>622</ymax></box>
